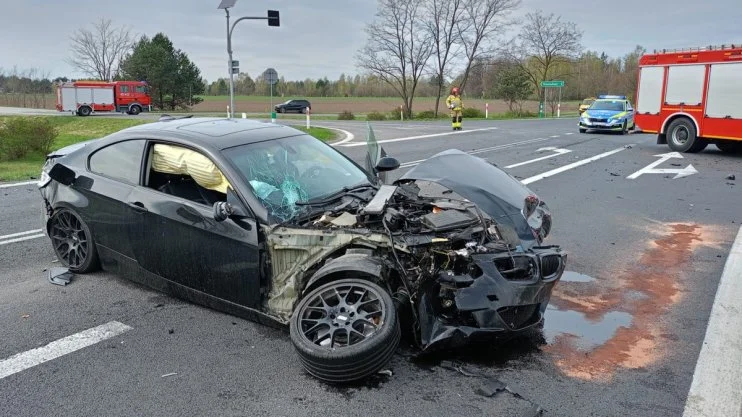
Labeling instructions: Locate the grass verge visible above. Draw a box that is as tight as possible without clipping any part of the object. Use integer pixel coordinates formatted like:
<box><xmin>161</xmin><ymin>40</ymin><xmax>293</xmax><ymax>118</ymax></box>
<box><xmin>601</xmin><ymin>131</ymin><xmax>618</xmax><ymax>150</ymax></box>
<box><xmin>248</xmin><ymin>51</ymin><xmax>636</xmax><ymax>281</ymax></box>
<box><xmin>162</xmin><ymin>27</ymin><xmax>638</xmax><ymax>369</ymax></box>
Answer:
<box><xmin>0</xmin><ymin>116</ymin><xmax>149</xmax><ymax>181</ymax></box>
<box><xmin>291</xmin><ymin>126</ymin><xmax>338</xmax><ymax>142</ymax></box>
<box><xmin>0</xmin><ymin>116</ymin><xmax>340</xmax><ymax>182</ymax></box>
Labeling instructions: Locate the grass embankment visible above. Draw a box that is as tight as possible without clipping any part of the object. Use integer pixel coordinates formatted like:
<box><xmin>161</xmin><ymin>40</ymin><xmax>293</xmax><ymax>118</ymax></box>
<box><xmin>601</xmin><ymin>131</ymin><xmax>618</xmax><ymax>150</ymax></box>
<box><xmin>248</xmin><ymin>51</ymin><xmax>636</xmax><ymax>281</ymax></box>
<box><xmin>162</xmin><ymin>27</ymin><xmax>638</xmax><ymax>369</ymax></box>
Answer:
<box><xmin>0</xmin><ymin>116</ymin><xmax>338</xmax><ymax>182</ymax></box>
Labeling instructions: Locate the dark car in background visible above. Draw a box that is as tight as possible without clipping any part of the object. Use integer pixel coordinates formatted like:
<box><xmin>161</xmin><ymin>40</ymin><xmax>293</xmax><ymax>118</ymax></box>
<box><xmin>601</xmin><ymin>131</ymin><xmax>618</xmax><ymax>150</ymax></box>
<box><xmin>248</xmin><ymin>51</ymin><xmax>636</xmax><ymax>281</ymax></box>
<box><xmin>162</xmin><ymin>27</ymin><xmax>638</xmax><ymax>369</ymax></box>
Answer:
<box><xmin>38</xmin><ymin>118</ymin><xmax>565</xmax><ymax>384</ymax></box>
<box><xmin>274</xmin><ymin>99</ymin><xmax>311</xmax><ymax>113</ymax></box>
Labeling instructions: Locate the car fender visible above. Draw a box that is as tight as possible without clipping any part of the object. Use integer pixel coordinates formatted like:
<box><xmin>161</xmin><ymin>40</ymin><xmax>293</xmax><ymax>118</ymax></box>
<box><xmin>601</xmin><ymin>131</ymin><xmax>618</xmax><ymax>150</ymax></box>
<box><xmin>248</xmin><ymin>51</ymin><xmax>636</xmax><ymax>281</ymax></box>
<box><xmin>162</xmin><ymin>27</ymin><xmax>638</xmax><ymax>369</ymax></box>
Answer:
<box><xmin>302</xmin><ymin>249</ymin><xmax>392</xmax><ymax>295</ymax></box>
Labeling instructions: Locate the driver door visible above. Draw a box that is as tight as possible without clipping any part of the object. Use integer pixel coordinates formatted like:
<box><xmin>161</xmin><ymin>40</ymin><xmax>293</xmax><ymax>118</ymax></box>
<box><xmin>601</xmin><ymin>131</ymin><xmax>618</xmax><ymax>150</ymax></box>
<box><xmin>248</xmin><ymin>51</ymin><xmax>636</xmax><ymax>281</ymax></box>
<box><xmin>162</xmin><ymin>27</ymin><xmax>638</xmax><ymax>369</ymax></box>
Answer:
<box><xmin>126</xmin><ymin>141</ymin><xmax>262</xmax><ymax>308</ymax></box>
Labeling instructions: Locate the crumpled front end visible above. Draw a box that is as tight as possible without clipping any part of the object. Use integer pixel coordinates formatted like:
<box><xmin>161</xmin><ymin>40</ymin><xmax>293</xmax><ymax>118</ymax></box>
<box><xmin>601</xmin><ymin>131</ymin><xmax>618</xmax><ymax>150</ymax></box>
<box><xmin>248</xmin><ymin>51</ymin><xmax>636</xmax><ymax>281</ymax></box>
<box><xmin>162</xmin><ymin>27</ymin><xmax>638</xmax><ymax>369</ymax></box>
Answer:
<box><xmin>417</xmin><ymin>247</ymin><xmax>566</xmax><ymax>351</ymax></box>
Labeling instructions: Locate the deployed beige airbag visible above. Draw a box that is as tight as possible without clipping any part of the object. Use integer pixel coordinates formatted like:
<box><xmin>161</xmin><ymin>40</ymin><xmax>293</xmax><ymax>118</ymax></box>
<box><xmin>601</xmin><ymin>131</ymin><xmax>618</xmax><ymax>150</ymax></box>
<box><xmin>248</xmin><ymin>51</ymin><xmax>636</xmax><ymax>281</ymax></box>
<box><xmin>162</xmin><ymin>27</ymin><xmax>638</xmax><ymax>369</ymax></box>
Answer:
<box><xmin>152</xmin><ymin>144</ymin><xmax>230</xmax><ymax>193</ymax></box>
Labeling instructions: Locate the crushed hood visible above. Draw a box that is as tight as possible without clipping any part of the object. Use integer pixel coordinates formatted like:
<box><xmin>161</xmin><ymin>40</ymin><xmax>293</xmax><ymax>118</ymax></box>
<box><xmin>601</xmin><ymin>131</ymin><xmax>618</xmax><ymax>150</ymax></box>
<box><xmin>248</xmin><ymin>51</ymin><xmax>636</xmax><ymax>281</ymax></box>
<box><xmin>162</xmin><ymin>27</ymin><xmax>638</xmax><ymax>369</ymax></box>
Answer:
<box><xmin>396</xmin><ymin>149</ymin><xmax>544</xmax><ymax>247</ymax></box>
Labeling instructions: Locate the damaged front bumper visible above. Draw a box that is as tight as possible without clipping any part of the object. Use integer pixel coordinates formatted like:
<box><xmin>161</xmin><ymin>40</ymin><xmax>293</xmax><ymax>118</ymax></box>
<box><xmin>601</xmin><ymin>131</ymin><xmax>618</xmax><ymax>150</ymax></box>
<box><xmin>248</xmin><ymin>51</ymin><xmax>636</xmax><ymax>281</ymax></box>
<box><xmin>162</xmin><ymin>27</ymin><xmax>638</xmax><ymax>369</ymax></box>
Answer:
<box><xmin>417</xmin><ymin>247</ymin><xmax>566</xmax><ymax>351</ymax></box>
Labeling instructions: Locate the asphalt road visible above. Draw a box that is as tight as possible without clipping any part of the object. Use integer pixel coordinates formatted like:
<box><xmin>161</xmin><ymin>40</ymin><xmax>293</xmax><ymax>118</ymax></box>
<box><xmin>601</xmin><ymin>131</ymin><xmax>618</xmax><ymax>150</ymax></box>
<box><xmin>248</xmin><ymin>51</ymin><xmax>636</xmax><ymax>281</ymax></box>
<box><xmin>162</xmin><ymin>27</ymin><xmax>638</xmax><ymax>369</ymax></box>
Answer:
<box><xmin>1</xmin><ymin>117</ymin><xmax>740</xmax><ymax>416</ymax></box>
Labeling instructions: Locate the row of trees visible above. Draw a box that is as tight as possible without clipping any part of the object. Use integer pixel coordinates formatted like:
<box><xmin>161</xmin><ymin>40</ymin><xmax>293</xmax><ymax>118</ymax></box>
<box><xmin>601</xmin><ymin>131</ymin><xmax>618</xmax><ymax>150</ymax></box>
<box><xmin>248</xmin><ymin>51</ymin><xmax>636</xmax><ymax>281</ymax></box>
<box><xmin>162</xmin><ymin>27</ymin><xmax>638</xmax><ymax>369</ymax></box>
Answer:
<box><xmin>5</xmin><ymin>12</ymin><xmax>644</xmax><ymax>113</ymax></box>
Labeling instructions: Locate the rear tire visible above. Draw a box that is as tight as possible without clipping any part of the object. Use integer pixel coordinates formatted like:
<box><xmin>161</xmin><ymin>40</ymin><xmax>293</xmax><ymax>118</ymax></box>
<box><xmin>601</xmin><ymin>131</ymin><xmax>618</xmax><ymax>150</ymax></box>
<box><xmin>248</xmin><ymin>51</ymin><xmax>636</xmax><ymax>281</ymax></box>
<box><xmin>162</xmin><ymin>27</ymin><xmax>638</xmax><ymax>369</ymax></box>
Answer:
<box><xmin>290</xmin><ymin>278</ymin><xmax>400</xmax><ymax>383</ymax></box>
<box><xmin>715</xmin><ymin>140</ymin><xmax>742</xmax><ymax>154</ymax></box>
<box><xmin>666</xmin><ymin>117</ymin><xmax>707</xmax><ymax>153</ymax></box>
<box><xmin>49</xmin><ymin>208</ymin><xmax>99</xmax><ymax>273</ymax></box>
<box><xmin>78</xmin><ymin>106</ymin><xmax>92</xmax><ymax>117</ymax></box>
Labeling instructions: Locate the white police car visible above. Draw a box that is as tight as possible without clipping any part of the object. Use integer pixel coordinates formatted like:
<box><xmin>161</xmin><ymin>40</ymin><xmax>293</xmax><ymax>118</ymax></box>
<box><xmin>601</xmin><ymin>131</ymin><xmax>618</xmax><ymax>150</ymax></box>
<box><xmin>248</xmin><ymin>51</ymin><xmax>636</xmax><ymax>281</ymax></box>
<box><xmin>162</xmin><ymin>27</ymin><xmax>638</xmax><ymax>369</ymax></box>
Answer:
<box><xmin>579</xmin><ymin>95</ymin><xmax>636</xmax><ymax>134</ymax></box>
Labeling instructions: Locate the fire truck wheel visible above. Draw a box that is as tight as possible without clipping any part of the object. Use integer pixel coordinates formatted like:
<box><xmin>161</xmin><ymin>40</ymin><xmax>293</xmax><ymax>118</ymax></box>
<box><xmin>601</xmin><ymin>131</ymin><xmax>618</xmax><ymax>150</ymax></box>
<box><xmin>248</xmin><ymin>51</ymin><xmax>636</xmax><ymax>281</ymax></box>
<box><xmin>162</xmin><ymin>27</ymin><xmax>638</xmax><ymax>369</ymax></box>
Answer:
<box><xmin>78</xmin><ymin>106</ymin><xmax>92</xmax><ymax>117</ymax></box>
<box><xmin>667</xmin><ymin>117</ymin><xmax>707</xmax><ymax>153</ymax></box>
<box><xmin>129</xmin><ymin>105</ymin><xmax>141</xmax><ymax>116</ymax></box>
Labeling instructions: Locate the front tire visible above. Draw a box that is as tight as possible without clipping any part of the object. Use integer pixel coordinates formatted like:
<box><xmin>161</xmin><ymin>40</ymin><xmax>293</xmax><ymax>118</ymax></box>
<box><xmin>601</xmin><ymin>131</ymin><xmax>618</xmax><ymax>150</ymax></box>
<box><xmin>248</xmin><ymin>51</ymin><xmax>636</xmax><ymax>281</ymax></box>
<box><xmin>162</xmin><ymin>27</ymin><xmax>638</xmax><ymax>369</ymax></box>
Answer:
<box><xmin>129</xmin><ymin>105</ymin><xmax>141</xmax><ymax>115</ymax></box>
<box><xmin>290</xmin><ymin>278</ymin><xmax>400</xmax><ymax>383</ymax></box>
<box><xmin>579</xmin><ymin>128</ymin><xmax>587</xmax><ymax>134</ymax></box>
<box><xmin>49</xmin><ymin>208</ymin><xmax>99</xmax><ymax>273</ymax></box>
<box><xmin>666</xmin><ymin>118</ymin><xmax>707</xmax><ymax>153</ymax></box>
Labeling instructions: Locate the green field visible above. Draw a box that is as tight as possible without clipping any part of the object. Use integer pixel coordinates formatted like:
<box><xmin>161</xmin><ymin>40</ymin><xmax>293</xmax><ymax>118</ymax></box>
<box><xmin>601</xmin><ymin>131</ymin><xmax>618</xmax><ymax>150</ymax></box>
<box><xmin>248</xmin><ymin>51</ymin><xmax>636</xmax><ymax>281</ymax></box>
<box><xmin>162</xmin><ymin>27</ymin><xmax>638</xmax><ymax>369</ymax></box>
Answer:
<box><xmin>0</xmin><ymin>116</ymin><xmax>338</xmax><ymax>182</ymax></box>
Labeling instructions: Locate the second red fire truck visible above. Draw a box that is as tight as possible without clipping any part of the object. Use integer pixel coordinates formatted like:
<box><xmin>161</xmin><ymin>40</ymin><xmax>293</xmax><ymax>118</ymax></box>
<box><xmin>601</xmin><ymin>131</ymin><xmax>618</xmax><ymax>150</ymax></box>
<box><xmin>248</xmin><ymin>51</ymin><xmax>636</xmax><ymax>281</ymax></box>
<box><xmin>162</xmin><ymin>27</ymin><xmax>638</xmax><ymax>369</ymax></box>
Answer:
<box><xmin>634</xmin><ymin>44</ymin><xmax>742</xmax><ymax>153</ymax></box>
<box><xmin>55</xmin><ymin>80</ymin><xmax>152</xmax><ymax>116</ymax></box>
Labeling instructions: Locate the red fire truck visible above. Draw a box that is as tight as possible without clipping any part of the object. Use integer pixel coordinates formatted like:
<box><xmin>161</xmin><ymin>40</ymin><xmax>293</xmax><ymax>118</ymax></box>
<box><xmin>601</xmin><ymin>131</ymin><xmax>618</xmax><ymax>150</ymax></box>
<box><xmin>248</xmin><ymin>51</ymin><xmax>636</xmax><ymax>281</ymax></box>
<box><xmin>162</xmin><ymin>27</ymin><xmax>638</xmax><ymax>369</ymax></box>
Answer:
<box><xmin>55</xmin><ymin>80</ymin><xmax>152</xmax><ymax>116</ymax></box>
<box><xmin>635</xmin><ymin>44</ymin><xmax>742</xmax><ymax>153</ymax></box>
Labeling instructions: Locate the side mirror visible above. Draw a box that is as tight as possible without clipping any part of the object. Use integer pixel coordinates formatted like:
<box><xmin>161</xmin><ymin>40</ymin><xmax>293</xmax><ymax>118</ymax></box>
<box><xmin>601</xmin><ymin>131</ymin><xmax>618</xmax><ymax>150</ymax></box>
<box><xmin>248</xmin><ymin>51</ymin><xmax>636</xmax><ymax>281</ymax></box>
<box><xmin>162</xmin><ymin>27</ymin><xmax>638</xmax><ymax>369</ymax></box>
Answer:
<box><xmin>376</xmin><ymin>156</ymin><xmax>400</xmax><ymax>172</ymax></box>
<box><xmin>213</xmin><ymin>201</ymin><xmax>233</xmax><ymax>222</ymax></box>
<box><xmin>48</xmin><ymin>163</ymin><xmax>76</xmax><ymax>186</ymax></box>
<box><xmin>214</xmin><ymin>187</ymin><xmax>250</xmax><ymax>222</ymax></box>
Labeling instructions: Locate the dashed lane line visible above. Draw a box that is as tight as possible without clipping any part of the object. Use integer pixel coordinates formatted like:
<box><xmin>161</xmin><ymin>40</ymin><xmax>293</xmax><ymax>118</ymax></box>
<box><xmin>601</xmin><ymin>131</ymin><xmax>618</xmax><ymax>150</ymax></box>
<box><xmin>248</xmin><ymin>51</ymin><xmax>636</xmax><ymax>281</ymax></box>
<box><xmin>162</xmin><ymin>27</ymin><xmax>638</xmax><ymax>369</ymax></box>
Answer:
<box><xmin>0</xmin><ymin>321</ymin><xmax>133</xmax><ymax>380</ymax></box>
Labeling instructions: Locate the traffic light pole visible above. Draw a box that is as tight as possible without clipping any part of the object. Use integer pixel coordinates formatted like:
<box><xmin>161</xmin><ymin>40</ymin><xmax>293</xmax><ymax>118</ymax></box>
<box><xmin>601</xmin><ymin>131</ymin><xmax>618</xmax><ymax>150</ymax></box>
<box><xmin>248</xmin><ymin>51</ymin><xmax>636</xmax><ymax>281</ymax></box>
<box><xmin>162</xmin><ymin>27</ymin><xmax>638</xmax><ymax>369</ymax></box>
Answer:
<box><xmin>222</xmin><ymin>7</ymin><xmax>280</xmax><ymax>119</ymax></box>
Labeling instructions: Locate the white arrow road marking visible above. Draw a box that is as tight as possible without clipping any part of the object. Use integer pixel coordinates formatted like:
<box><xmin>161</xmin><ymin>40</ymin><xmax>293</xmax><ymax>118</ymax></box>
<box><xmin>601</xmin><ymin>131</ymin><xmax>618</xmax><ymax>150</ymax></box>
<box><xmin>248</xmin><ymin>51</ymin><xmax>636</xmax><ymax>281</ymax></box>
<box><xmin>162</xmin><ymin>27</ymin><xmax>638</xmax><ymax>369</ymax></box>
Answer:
<box><xmin>521</xmin><ymin>146</ymin><xmax>631</xmax><ymax>185</ymax></box>
<box><xmin>627</xmin><ymin>152</ymin><xmax>699</xmax><ymax>180</ymax></box>
<box><xmin>341</xmin><ymin>127</ymin><xmax>499</xmax><ymax>147</ymax></box>
<box><xmin>0</xmin><ymin>321</ymin><xmax>133</xmax><ymax>380</ymax></box>
<box><xmin>505</xmin><ymin>147</ymin><xmax>572</xmax><ymax>169</ymax></box>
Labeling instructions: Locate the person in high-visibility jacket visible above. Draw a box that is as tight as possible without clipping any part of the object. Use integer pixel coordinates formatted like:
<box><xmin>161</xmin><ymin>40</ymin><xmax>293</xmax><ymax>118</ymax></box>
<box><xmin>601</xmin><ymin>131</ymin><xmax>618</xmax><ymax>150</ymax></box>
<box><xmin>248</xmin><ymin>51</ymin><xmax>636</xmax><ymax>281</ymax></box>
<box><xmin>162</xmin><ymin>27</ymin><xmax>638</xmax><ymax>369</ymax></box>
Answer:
<box><xmin>445</xmin><ymin>87</ymin><xmax>463</xmax><ymax>130</ymax></box>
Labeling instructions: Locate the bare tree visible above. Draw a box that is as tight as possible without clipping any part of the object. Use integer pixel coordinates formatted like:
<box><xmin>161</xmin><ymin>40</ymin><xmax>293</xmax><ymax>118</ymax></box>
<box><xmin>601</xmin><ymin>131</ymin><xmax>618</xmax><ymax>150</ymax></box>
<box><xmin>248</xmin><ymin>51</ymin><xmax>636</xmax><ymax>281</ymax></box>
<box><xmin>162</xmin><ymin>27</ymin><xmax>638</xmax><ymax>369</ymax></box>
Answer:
<box><xmin>68</xmin><ymin>19</ymin><xmax>135</xmax><ymax>81</ymax></box>
<box><xmin>457</xmin><ymin>0</ymin><xmax>520</xmax><ymax>94</ymax></box>
<box><xmin>426</xmin><ymin>0</ymin><xmax>465</xmax><ymax>116</ymax></box>
<box><xmin>510</xmin><ymin>10</ymin><xmax>582</xmax><ymax>104</ymax></box>
<box><xmin>357</xmin><ymin>0</ymin><xmax>433</xmax><ymax>118</ymax></box>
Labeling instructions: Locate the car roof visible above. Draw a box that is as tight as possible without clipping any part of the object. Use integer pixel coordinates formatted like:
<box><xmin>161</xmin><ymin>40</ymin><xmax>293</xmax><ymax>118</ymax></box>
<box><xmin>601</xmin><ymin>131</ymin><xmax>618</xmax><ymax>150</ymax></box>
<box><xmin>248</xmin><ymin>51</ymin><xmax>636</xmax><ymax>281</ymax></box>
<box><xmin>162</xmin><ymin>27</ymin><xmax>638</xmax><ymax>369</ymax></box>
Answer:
<box><xmin>108</xmin><ymin>117</ymin><xmax>308</xmax><ymax>150</ymax></box>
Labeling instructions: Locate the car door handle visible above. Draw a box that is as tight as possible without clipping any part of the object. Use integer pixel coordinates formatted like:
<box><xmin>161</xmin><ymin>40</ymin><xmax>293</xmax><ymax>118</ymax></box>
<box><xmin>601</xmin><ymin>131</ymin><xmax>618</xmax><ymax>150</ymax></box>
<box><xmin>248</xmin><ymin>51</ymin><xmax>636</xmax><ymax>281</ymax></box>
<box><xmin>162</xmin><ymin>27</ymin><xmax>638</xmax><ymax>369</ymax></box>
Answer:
<box><xmin>128</xmin><ymin>201</ymin><xmax>148</xmax><ymax>212</ymax></box>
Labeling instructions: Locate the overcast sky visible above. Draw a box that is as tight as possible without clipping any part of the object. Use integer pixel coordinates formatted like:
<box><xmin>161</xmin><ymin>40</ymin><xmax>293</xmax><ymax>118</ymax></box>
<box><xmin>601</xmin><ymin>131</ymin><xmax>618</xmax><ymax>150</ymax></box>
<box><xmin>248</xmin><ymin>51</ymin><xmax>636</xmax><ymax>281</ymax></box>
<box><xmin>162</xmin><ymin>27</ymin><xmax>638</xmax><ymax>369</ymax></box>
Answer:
<box><xmin>0</xmin><ymin>0</ymin><xmax>738</xmax><ymax>82</ymax></box>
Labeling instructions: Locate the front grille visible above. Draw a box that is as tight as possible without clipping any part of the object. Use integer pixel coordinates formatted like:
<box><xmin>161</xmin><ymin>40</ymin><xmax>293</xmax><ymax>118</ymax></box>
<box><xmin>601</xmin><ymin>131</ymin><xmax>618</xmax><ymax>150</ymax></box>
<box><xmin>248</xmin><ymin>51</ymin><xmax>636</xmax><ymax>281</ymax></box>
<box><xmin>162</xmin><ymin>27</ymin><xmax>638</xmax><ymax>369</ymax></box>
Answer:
<box><xmin>498</xmin><ymin>304</ymin><xmax>540</xmax><ymax>329</ymax></box>
<box><xmin>540</xmin><ymin>255</ymin><xmax>561</xmax><ymax>277</ymax></box>
<box><xmin>589</xmin><ymin>118</ymin><xmax>607</xmax><ymax>123</ymax></box>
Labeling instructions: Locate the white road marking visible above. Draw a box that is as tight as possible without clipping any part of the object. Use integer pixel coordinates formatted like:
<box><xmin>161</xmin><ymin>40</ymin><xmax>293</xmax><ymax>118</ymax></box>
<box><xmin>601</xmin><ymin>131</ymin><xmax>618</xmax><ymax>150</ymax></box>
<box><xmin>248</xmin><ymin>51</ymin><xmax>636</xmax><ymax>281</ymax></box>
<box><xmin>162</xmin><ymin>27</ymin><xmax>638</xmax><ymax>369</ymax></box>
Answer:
<box><xmin>398</xmin><ymin>137</ymin><xmax>552</xmax><ymax>168</ymax></box>
<box><xmin>0</xmin><ymin>321</ymin><xmax>133</xmax><ymax>380</ymax></box>
<box><xmin>320</xmin><ymin>126</ymin><xmax>355</xmax><ymax>146</ymax></box>
<box><xmin>0</xmin><ymin>229</ymin><xmax>43</xmax><ymax>240</ymax></box>
<box><xmin>550</xmin><ymin>135</ymin><xmax>560</xmax><ymax>138</ymax></box>
<box><xmin>341</xmin><ymin>127</ymin><xmax>499</xmax><ymax>147</ymax></box>
<box><xmin>521</xmin><ymin>146</ymin><xmax>631</xmax><ymax>185</ymax></box>
<box><xmin>504</xmin><ymin>147</ymin><xmax>572</xmax><ymax>169</ymax></box>
<box><xmin>0</xmin><ymin>234</ymin><xmax>46</xmax><ymax>245</ymax></box>
<box><xmin>0</xmin><ymin>180</ymin><xmax>37</xmax><ymax>189</ymax></box>
<box><xmin>627</xmin><ymin>151</ymin><xmax>698</xmax><ymax>180</ymax></box>
<box><xmin>565</xmin><ymin>132</ymin><xmax>575</xmax><ymax>135</ymax></box>
<box><xmin>682</xmin><ymin>226</ymin><xmax>742</xmax><ymax>417</ymax></box>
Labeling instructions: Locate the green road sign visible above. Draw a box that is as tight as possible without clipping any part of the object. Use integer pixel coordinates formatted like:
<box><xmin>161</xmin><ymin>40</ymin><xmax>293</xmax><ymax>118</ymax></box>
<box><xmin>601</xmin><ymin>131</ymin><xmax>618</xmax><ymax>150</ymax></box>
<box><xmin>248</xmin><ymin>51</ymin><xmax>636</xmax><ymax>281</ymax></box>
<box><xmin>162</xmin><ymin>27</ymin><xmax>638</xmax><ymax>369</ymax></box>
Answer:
<box><xmin>540</xmin><ymin>80</ymin><xmax>565</xmax><ymax>87</ymax></box>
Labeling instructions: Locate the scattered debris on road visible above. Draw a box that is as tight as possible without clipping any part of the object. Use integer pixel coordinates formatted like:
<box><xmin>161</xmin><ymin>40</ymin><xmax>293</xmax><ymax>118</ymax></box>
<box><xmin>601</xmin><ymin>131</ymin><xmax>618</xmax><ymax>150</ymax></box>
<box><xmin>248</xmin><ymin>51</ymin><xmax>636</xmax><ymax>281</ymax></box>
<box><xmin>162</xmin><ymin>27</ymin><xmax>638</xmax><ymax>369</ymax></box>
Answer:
<box><xmin>726</xmin><ymin>174</ymin><xmax>735</xmax><ymax>180</ymax></box>
<box><xmin>161</xmin><ymin>373</ymin><xmax>177</xmax><ymax>378</ymax></box>
<box><xmin>47</xmin><ymin>267</ymin><xmax>74</xmax><ymax>286</ymax></box>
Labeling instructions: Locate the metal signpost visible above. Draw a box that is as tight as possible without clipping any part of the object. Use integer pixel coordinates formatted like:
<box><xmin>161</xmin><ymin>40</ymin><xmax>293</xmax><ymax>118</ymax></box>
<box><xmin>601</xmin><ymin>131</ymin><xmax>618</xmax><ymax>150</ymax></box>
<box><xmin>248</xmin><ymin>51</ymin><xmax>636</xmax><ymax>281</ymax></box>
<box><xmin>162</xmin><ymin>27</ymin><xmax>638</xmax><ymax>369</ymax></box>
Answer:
<box><xmin>218</xmin><ymin>0</ymin><xmax>280</xmax><ymax>118</ymax></box>
<box><xmin>540</xmin><ymin>80</ymin><xmax>565</xmax><ymax>118</ymax></box>
<box><xmin>263</xmin><ymin>68</ymin><xmax>278</xmax><ymax>122</ymax></box>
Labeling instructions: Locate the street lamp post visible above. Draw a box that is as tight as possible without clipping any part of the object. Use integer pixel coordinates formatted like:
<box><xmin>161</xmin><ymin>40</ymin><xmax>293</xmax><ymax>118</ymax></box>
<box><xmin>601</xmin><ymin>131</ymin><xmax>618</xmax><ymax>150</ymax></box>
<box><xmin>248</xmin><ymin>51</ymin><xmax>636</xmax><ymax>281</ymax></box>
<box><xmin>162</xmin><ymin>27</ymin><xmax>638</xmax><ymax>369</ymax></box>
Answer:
<box><xmin>217</xmin><ymin>0</ymin><xmax>280</xmax><ymax>118</ymax></box>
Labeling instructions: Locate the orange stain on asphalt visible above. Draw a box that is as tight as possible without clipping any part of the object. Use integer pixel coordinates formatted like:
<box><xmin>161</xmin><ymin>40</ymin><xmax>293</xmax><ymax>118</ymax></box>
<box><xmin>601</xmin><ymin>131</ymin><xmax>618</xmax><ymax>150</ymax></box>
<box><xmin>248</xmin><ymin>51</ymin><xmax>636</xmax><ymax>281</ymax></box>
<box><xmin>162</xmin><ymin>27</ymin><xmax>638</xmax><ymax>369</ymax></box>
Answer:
<box><xmin>545</xmin><ymin>223</ymin><xmax>711</xmax><ymax>381</ymax></box>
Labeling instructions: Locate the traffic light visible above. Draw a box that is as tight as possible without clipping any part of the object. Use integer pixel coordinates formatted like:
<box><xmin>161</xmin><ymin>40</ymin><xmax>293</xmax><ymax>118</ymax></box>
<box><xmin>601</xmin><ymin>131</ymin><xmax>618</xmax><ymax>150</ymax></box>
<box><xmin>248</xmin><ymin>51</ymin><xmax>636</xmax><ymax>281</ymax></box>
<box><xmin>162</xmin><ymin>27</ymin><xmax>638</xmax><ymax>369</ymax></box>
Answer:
<box><xmin>268</xmin><ymin>10</ymin><xmax>280</xmax><ymax>27</ymax></box>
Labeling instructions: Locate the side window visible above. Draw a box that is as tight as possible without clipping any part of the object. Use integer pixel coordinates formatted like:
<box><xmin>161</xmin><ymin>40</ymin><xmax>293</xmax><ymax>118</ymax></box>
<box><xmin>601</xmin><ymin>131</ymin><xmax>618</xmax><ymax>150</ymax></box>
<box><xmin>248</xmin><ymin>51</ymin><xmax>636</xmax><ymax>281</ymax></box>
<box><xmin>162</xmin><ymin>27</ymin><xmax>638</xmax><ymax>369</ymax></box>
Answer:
<box><xmin>144</xmin><ymin>143</ymin><xmax>229</xmax><ymax>206</ymax></box>
<box><xmin>627</xmin><ymin>102</ymin><xmax>633</xmax><ymax>111</ymax></box>
<box><xmin>135</xmin><ymin>86</ymin><xmax>146</xmax><ymax>93</ymax></box>
<box><xmin>89</xmin><ymin>140</ymin><xmax>145</xmax><ymax>184</ymax></box>
<box><xmin>120</xmin><ymin>85</ymin><xmax>129</xmax><ymax>93</ymax></box>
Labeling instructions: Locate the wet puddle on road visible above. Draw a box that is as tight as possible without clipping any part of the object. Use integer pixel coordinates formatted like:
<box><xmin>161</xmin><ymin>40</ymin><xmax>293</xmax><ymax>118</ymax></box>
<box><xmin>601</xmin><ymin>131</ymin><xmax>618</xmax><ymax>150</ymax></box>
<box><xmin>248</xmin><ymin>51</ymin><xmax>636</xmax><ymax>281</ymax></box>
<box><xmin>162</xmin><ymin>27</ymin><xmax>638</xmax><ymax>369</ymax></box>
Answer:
<box><xmin>541</xmin><ymin>223</ymin><xmax>721</xmax><ymax>381</ymax></box>
<box><xmin>543</xmin><ymin>305</ymin><xmax>632</xmax><ymax>351</ymax></box>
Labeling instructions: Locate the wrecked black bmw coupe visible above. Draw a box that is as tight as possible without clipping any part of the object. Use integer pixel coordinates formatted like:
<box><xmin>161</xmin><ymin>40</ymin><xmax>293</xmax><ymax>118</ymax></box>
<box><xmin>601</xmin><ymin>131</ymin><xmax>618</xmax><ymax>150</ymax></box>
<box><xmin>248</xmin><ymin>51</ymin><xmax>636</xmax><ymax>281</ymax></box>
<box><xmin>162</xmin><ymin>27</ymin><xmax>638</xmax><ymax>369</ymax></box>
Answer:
<box><xmin>38</xmin><ymin>117</ymin><xmax>565</xmax><ymax>383</ymax></box>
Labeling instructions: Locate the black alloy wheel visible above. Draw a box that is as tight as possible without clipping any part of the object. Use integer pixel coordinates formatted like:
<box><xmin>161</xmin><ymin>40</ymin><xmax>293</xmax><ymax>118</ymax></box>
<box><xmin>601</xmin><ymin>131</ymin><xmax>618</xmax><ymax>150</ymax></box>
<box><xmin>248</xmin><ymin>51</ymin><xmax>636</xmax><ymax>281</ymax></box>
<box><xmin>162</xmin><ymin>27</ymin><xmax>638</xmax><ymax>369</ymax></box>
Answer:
<box><xmin>290</xmin><ymin>278</ymin><xmax>400</xmax><ymax>383</ymax></box>
<box><xmin>49</xmin><ymin>208</ymin><xmax>99</xmax><ymax>273</ymax></box>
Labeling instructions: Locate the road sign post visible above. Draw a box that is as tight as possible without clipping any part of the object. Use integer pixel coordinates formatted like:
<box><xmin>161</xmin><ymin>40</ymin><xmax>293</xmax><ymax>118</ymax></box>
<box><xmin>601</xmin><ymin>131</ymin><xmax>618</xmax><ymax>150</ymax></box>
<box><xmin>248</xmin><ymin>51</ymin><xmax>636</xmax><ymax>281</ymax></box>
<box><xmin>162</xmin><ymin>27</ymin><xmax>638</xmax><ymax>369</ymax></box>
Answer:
<box><xmin>540</xmin><ymin>80</ymin><xmax>565</xmax><ymax>118</ymax></box>
<box><xmin>263</xmin><ymin>68</ymin><xmax>278</xmax><ymax>123</ymax></box>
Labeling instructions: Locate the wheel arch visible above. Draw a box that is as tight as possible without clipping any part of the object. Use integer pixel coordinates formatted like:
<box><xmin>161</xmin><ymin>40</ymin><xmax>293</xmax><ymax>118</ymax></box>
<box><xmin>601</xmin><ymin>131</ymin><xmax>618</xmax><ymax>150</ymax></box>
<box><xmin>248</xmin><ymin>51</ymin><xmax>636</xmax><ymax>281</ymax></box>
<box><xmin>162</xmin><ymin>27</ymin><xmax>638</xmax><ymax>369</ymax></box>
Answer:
<box><xmin>302</xmin><ymin>249</ymin><xmax>398</xmax><ymax>296</ymax></box>
<box><xmin>661</xmin><ymin>112</ymin><xmax>700</xmax><ymax>135</ymax></box>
